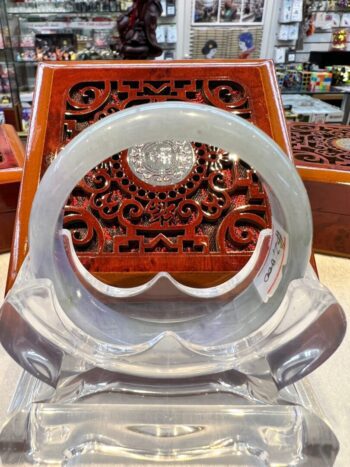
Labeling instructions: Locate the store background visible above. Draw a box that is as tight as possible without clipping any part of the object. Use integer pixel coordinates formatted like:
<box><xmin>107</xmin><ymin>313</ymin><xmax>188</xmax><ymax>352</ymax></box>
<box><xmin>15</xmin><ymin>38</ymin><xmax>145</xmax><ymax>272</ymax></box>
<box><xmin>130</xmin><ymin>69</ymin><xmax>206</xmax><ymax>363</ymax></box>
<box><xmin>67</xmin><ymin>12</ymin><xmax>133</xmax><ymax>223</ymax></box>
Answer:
<box><xmin>2</xmin><ymin>0</ymin><xmax>350</xmax><ymax>132</ymax></box>
<box><xmin>0</xmin><ymin>0</ymin><xmax>349</xmax><ymax>465</ymax></box>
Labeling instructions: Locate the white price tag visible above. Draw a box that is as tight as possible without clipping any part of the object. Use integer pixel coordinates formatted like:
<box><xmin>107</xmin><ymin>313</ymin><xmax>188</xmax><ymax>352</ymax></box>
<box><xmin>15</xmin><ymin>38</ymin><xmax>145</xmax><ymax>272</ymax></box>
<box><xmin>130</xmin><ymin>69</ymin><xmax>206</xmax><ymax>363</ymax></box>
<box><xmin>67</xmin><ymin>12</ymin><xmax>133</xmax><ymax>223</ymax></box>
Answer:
<box><xmin>255</xmin><ymin>220</ymin><xmax>289</xmax><ymax>303</ymax></box>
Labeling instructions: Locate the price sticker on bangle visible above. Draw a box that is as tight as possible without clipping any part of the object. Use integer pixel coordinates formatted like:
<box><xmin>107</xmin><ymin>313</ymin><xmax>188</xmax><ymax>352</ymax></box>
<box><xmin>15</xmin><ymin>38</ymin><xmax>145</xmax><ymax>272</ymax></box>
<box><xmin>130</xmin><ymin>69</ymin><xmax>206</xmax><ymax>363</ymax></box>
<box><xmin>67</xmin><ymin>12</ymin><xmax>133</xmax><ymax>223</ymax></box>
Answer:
<box><xmin>255</xmin><ymin>221</ymin><xmax>289</xmax><ymax>303</ymax></box>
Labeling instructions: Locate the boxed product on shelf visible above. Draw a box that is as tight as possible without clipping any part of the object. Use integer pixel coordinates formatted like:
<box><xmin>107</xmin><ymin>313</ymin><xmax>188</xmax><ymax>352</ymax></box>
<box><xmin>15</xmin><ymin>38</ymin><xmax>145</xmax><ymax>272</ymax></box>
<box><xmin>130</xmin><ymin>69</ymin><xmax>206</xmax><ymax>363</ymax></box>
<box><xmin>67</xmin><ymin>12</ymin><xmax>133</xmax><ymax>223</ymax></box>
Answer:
<box><xmin>35</xmin><ymin>33</ymin><xmax>77</xmax><ymax>61</ymax></box>
<box><xmin>282</xmin><ymin>94</ymin><xmax>344</xmax><ymax>123</ymax></box>
<box><xmin>309</xmin><ymin>70</ymin><xmax>333</xmax><ymax>92</ymax></box>
<box><xmin>276</xmin><ymin>65</ymin><xmax>334</xmax><ymax>93</ymax></box>
<box><xmin>276</xmin><ymin>66</ymin><xmax>312</xmax><ymax>92</ymax></box>
<box><xmin>7</xmin><ymin>0</ymin><xmax>132</xmax><ymax>14</ymax></box>
<box><xmin>21</xmin><ymin>104</ymin><xmax>32</xmax><ymax>132</ymax></box>
<box><xmin>281</xmin><ymin>68</ymin><xmax>303</xmax><ymax>91</ymax></box>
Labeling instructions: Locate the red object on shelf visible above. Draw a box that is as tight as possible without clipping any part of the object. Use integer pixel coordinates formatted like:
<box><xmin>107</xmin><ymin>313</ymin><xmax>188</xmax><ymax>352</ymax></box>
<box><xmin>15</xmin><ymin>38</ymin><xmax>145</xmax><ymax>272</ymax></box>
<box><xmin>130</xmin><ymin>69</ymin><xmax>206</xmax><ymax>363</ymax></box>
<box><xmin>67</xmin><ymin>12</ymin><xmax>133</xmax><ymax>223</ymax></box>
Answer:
<box><xmin>289</xmin><ymin>122</ymin><xmax>350</xmax><ymax>257</ymax></box>
<box><xmin>0</xmin><ymin>124</ymin><xmax>24</xmax><ymax>254</ymax></box>
<box><xmin>7</xmin><ymin>60</ymin><xmax>292</xmax><ymax>290</ymax></box>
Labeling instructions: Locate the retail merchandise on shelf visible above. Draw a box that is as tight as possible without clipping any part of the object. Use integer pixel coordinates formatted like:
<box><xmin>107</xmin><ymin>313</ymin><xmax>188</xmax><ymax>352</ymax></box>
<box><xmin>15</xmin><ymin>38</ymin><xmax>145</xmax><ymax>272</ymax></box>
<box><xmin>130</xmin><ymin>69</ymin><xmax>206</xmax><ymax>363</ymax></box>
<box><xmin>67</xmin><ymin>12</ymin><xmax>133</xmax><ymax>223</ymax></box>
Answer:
<box><xmin>274</xmin><ymin>0</ymin><xmax>304</xmax><ymax>64</ymax></box>
<box><xmin>3</xmin><ymin>0</ymin><xmax>178</xmax><ymax>95</ymax></box>
<box><xmin>273</xmin><ymin>1</ymin><xmax>350</xmax><ymax>64</ymax></box>
<box><xmin>309</xmin><ymin>69</ymin><xmax>333</xmax><ymax>90</ymax></box>
<box><xmin>296</xmin><ymin>0</ymin><xmax>350</xmax><ymax>63</ymax></box>
<box><xmin>282</xmin><ymin>93</ymin><xmax>344</xmax><ymax>122</ymax></box>
<box><xmin>276</xmin><ymin>64</ymin><xmax>335</xmax><ymax>92</ymax></box>
<box><xmin>0</xmin><ymin>0</ymin><xmax>178</xmax><ymax>130</ymax></box>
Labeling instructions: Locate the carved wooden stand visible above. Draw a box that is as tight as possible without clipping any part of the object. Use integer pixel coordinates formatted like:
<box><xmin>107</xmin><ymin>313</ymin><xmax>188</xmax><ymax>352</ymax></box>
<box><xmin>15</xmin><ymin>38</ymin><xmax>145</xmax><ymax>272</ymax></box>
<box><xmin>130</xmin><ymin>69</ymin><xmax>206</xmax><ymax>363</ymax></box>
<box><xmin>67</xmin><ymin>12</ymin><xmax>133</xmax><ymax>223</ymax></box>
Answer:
<box><xmin>7</xmin><ymin>60</ymin><xmax>292</xmax><ymax>290</ymax></box>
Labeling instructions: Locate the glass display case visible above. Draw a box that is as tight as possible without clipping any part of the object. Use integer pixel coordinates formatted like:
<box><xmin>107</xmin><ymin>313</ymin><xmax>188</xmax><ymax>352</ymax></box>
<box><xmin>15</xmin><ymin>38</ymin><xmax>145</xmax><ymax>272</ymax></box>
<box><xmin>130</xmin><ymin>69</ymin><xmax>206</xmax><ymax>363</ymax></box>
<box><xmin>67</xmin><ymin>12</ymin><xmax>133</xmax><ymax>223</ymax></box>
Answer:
<box><xmin>1</xmin><ymin>0</ymin><xmax>178</xmax><ymax>132</ymax></box>
<box><xmin>0</xmin><ymin>4</ymin><xmax>22</xmax><ymax>130</ymax></box>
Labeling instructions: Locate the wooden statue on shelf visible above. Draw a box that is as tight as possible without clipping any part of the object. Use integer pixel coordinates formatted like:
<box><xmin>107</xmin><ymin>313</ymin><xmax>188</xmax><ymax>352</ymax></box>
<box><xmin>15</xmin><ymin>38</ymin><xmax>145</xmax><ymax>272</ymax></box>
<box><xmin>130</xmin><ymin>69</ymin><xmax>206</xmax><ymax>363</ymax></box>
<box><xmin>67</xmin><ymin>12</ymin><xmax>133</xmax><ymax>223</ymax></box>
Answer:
<box><xmin>117</xmin><ymin>0</ymin><xmax>163</xmax><ymax>60</ymax></box>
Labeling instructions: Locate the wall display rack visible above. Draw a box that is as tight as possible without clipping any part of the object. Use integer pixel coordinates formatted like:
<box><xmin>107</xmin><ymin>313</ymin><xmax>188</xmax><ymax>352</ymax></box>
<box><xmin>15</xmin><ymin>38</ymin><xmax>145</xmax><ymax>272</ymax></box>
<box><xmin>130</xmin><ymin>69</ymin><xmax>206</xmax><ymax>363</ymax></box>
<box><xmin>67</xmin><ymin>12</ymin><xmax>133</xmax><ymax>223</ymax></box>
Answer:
<box><xmin>273</xmin><ymin>1</ymin><xmax>350</xmax><ymax>124</ymax></box>
<box><xmin>274</xmin><ymin>0</ymin><xmax>304</xmax><ymax>64</ymax></box>
<box><xmin>296</xmin><ymin>0</ymin><xmax>350</xmax><ymax>63</ymax></box>
<box><xmin>265</xmin><ymin>0</ymin><xmax>350</xmax><ymax>63</ymax></box>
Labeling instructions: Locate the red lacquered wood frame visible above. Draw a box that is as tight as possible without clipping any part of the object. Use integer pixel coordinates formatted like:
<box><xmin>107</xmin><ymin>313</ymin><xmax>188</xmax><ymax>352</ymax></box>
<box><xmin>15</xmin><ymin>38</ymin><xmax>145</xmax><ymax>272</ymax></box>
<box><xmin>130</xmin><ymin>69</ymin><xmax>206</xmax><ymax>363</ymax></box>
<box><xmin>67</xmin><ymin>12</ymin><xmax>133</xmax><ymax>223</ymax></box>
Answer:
<box><xmin>0</xmin><ymin>124</ymin><xmax>24</xmax><ymax>254</ymax></box>
<box><xmin>7</xmin><ymin>60</ymin><xmax>293</xmax><ymax>291</ymax></box>
<box><xmin>289</xmin><ymin>122</ymin><xmax>350</xmax><ymax>257</ymax></box>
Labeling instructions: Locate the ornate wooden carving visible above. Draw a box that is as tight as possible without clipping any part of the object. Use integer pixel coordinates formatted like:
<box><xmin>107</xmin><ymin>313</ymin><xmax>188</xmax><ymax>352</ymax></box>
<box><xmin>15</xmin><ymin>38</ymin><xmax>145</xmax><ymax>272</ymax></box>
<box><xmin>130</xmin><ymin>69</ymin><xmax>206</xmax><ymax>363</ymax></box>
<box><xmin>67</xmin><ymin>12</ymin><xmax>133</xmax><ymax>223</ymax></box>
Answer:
<box><xmin>289</xmin><ymin>122</ymin><xmax>350</xmax><ymax>172</ymax></box>
<box><xmin>60</xmin><ymin>78</ymin><xmax>251</xmax><ymax>153</ymax></box>
<box><xmin>57</xmin><ymin>77</ymin><xmax>267</xmax><ymax>271</ymax></box>
<box><xmin>64</xmin><ymin>147</ymin><xmax>268</xmax><ymax>258</ymax></box>
<box><xmin>289</xmin><ymin>122</ymin><xmax>350</xmax><ymax>258</ymax></box>
<box><xmin>7</xmin><ymin>60</ymin><xmax>292</xmax><ymax>289</ymax></box>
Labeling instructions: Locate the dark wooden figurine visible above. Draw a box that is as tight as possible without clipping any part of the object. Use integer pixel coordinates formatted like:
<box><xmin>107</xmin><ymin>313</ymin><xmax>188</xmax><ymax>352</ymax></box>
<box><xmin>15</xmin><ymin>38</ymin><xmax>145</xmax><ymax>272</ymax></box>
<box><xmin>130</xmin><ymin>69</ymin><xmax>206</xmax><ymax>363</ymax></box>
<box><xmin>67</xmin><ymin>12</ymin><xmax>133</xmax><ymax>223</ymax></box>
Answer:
<box><xmin>117</xmin><ymin>0</ymin><xmax>163</xmax><ymax>59</ymax></box>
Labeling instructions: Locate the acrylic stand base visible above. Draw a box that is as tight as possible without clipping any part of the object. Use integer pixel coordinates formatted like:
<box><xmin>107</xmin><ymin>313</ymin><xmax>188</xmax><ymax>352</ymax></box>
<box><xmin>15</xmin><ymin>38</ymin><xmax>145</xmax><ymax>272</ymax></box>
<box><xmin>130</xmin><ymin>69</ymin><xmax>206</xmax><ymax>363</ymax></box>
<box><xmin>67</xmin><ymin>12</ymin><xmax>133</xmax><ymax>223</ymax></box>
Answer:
<box><xmin>0</xmin><ymin>369</ymin><xmax>339</xmax><ymax>466</ymax></box>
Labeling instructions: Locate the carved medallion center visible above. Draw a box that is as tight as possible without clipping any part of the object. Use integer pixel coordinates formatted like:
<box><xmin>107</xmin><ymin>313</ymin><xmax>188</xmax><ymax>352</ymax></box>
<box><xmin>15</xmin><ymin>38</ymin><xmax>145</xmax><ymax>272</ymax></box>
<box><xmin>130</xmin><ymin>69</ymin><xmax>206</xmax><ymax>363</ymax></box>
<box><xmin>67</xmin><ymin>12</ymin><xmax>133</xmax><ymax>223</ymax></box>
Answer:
<box><xmin>127</xmin><ymin>141</ymin><xmax>195</xmax><ymax>187</ymax></box>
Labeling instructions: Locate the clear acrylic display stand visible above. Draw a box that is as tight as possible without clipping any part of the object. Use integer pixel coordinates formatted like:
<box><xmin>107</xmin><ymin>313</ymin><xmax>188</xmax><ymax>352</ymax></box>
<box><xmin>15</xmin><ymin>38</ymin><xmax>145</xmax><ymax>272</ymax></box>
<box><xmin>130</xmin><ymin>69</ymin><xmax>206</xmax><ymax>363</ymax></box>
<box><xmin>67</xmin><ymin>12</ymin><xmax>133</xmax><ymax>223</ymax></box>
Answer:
<box><xmin>0</xmin><ymin>103</ymin><xmax>346</xmax><ymax>465</ymax></box>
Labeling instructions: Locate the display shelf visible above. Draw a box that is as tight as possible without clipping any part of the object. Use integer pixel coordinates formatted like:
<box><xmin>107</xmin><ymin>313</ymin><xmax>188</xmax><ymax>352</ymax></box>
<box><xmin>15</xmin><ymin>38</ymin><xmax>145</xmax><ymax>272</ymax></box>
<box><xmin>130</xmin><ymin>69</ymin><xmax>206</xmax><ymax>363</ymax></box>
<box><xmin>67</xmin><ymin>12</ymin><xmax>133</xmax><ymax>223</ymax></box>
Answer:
<box><xmin>308</xmin><ymin>9</ymin><xmax>350</xmax><ymax>14</ymax></box>
<box><xmin>294</xmin><ymin>0</ymin><xmax>350</xmax><ymax>63</ymax></box>
<box><xmin>0</xmin><ymin>6</ymin><xmax>22</xmax><ymax>130</ymax></box>
<box><xmin>6</xmin><ymin>9</ymin><xmax>125</xmax><ymax>15</ymax></box>
<box><xmin>7</xmin><ymin>11</ymin><xmax>122</xmax><ymax>15</ymax></box>
<box><xmin>272</xmin><ymin>0</ymin><xmax>304</xmax><ymax>64</ymax></box>
<box><xmin>1</xmin><ymin>0</ymin><xmax>179</xmax><ymax>96</ymax></box>
<box><xmin>282</xmin><ymin>87</ymin><xmax>349</xmax><ymax>94</ymax></box>
<box><xmin>19</xmin><ymin>91</ymin><xmax>32</xmax><ymax>101</ymax></box>
<box><xmin>6</xmin><ymin>11</ymin><xmax>176</xmax><ymax>20</ymax></box>
<box><xmin>298</xmin><ymin>26</ymin><xmax>350</xmax><ymax>32</ymax></box>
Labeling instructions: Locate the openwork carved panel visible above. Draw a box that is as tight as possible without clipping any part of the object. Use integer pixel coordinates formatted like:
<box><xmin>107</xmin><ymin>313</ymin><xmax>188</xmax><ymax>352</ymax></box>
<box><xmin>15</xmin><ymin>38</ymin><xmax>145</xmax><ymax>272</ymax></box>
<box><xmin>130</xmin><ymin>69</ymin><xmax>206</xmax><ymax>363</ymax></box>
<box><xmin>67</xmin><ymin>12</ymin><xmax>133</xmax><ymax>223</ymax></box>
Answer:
<box><xmin>55</xmin><ymin>77</ymin><xmax>269</xmax><ymax>270</ymax></box>
<box><xmin>8</xmin><ymin>61</ymin><xmax>293</xmax><ymax>288</ymax></box>
<box><xmin>289</xmin><ymin>123</ymin><xmax>350</xmax><ymax>171</ymax></box>
<box><xmin>64</xmin><ymin>144</ymin><xmax>268</xmax><ymax>260</ymax></box>
<box><xmin>60</xmin><ymin>78</ymin><xmax>251</xmax><ymax>149</ymax></box>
